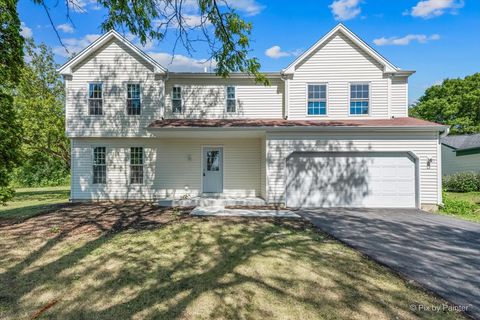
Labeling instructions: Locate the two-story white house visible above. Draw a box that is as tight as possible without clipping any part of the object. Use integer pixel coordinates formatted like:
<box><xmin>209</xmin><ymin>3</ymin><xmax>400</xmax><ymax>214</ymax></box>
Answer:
<box><xmin>58</xmin><ymin>24</ymin><xmax>447</xmax><ymax>210</ymax></box>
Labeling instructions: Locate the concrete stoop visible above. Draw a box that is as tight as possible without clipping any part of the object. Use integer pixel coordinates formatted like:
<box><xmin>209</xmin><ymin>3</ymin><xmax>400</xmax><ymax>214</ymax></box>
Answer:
<box><xmin>191</xmin><ymin>206</ymin><xmax>300</xmax><ymax>218</ymax></box>
<box><xmin>158</xmin><ymin>196</ymin><xmax>266</xmax><ymax>207</ymax></box>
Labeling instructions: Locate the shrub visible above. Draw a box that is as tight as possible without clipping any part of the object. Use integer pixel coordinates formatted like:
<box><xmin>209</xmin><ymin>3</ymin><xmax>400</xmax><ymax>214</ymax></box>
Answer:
<box><xmin>443</xmin><ymin>172</ymin><xmax>480</xmax><ymax>192</ymax></box>
<box><xmin>442</xmin><ymin>192</ymin><xmax>476</xmax><ymax>216</ymax></box>
<box><xmin>10</xmin><ymin>151</ymin><xmax>70</xmax><ymax>187</ymax></box>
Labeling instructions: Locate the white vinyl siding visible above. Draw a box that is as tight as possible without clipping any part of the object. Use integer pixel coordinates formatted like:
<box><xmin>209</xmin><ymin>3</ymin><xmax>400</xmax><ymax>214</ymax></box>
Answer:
<box><xmin>70</xmin><ymin>138</ymin><xmax>262</xmax><ymax>200</ymax></box>
<box><xmin>287</xmin><ymin>33</ymin><xmax>388</xmax><ymax>119</ymax></box>
<box><xmin>266</xmin><ymin>131</ymin><xmax>440</xmax><ymax>206</ymax></box>
<box><xmin>66</xmin><ymin>38</ymin><xmax>164</xmax><ymax>138</ymax></box>
<box><xmin>441</xmin><ymin>145</ymin><xmax>480</xmax><ymax>175</ymax></box>
<box><xmin>391</xmin><ymin>76</ymin><xmax>408</xmax><ymax>117</ymax></box>
<box><xmin>164</xmin><ymin>78</ymin><xmax>284</xmax><ymax>119</ymax></box>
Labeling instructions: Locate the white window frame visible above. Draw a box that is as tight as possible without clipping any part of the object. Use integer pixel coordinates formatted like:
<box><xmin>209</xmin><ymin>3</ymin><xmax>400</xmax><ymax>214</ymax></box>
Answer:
<box><xmin>126</xmin><ymin>82</ymin><xmax>142</xmax><ymax>116</ymax></box>
<box><xmin>129</xmin><ymin>146</ymin><xmax>144</xmax><ymax>185</ymax></box>
<box><xmin>172</xmin><ymin>86</ymin><xmax>183</xmax><ymax>114</ymax></box>
<box><xmin>349</xmin><ymin>82</ymin><xmax>371</xmax><ymax>117</ymax></box>
<box><xmin>92</xmin><ymin>146</ymin><xmax>107</xmax><ymax>185</ymax></box>
<box><xmin>305</xmin><ymin>83</ymin><xmax>328</xmax><ymax>117</ymax></box>
<box><xmin>87</xmin><ymin>82</ymin><xmax>104</xmax><ymax>116</ymax></box>
<box><xmin>225</xmin><ymin>86</ymin><xmax>236</xmax><ymax>113</ymax></box>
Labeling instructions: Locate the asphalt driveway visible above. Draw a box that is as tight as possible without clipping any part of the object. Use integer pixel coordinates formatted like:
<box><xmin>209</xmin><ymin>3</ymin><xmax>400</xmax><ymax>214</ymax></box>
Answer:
<box><xmin>299</xmin><ymin>208</ymin><xmax>480</xmax><ymax>319</ymax></box>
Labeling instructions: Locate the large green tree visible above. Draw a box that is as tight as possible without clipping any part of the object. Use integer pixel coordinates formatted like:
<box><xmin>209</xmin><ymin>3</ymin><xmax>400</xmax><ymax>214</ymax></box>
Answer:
<box><xmin>13</xmin><ymin>39</ymin><xmax>70</xmax><ymax>187</ymax></box>
<box><xmin>410</xmin><ymin>73</ymin><xmax>480</xmax><ymax>134</ymax></box>
<box><xmin>33</xmin><ymin>0</ymin><xmax>268</xmax><ymax>84</ymax></box>
<box><xmin>0</xmin><ymin>0</ymin><xmax>24</xmax><ymax>204</ymax></box>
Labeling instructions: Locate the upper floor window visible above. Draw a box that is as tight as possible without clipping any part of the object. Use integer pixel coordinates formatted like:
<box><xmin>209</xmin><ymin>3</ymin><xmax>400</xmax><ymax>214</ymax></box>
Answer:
<box><xmin>127</xmin><ymin>83</ymin><xmax>141</xmax><ymax>115</ymax></box>
<box><xmin>93</xmin><ymin>147</ymin><xmax>106</xmax><ymax>184</ymax></box>
<box><xmin>226</xmin><ymin>86</ymin><xmax>236</xmax><ymax>112</ymax></box>
<box><xmin>307</xmin><ymin>84</ymin><xmax>327</xmax><ymax>115</ymax></box>
<box><xmin>172</xmin><ymin>86</ymin><xmax>182</xmax><ymax>113</ymax></box>
<box><xmin>130</xmin><ymin>147</ymin><xmax>144</xmax><ymax>184</ymax></box>
<box><xmin>88</xmin><ymin>83</ymin><xmax>103</xmax><ymax>115</ymax></box>
<box><xmin>350</xmin><ymin>83</ymin><xmax>369</xmax><ymax>115</ymax></box>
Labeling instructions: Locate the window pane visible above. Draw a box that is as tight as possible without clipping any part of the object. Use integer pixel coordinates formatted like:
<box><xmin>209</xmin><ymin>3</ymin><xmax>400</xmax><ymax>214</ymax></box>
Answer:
<box><xmin>89</xmin><ymin>99</ymin><xmax>103</xmax><ymax>115</ymax></box>
<box><xmin>227</xmin><ymin>86</ymin><xmax>235</xmax><ymax>99</ymax></box>
<box><xmin>127</xmin><ymin>84</ymin><xmax>140</xmax><ymax>99</ymax></box>
<box><xmin>172</xmin><ymin>99</ymin><xmax>182</xmax><ymax>113</ymax></box>
<box><xmin>93</xmin><ymin>147</ymin><xmax>106</xmax><ymax>184</ymax></box>
<box><xmin>207</xmin><ymin>151</ymin><xmax>220</xmax><ymax>171</ymax></box>
<box><xmin>226</xmin><ymin>99</ymin><xmax>236</xmax><ymax>112</ymax></box>
<box><xmin>93</xmin><ymin>166</ymin><xmax>106</xmax><ymax>184</ymax></box>
<box><xmin>307</xmin><ymin>85</ymin><xmax>327</xmax><ymax>115</ymax></box>
<box><xmin>127</xmin><ymin>99</ymin><xmax>141</xmax><ymax>115</ymax></box>
<box><xmin>89</xmin><ymin>83</ymin><xmax>102</xmax><ymax>99</ymax></box>
<box><xmin>130</xmin><ymin>166</ymin><xmax>144</xmax><ymax>184</ymax></box>
<box><xmin>130</xmin><ymin>147</ymin><xmax>143</xmax><ymax>165</ymax></box>
<box><xmin>172</xmin><ymin>87</ymin><xmax>181</xmax><ymax>99</ymax></box>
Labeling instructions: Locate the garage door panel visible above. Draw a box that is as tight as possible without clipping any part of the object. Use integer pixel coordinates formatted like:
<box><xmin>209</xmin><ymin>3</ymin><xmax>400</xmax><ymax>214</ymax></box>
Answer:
<box><xmin>286</xmin><ymin>152</ymin><xmax>416</xmax><ymax>208</ymax></box>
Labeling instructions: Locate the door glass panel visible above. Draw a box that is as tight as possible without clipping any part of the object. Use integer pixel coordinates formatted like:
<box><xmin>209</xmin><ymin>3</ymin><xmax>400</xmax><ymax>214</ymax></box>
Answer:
<box><xmin>207</xmin><ymin>151</ymin><xmax>219</xmax><ymax>171</ymax></box>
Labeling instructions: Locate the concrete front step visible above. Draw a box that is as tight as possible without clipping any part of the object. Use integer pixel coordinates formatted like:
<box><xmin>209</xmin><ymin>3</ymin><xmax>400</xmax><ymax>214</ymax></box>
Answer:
<box><xmin>158</xmin><ymin>197</ymin><xmax>266</xmax><ymax>207</ymax></box>
<box><xmin>191</xmin><ymin>206</ymin><xmax>300</xmax><ymax>218</ymax></box>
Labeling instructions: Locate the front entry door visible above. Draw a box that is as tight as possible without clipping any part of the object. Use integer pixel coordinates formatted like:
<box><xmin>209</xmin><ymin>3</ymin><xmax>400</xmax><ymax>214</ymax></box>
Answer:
<box><xmin>203</xmin><ymin>147</ymin><xmax>223</xmax><ymax>193</ymax></box>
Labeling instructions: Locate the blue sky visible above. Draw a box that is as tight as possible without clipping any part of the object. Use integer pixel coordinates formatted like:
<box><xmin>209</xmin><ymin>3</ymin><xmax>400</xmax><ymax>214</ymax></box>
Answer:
<box><xmin>18</xmin><ymin>0</ymin><xmax>480</xmax><ymax>103</ymax></box>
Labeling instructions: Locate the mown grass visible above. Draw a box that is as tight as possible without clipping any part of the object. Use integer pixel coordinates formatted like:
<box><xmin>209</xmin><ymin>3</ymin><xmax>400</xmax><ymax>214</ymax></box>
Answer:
<box><xmin>0</xmin><ymin>201</ymin><xmax>465</xmax><ymax>320</ymax></box>
<box><xmin>441</xmin><ymin>192</ymin><xmax>480</xmax><ymax>223</ymax></box>
<box><xmin>0</xmin><ymin>186</ymin><xmax>69</xmax><ymax>221</ymax></box>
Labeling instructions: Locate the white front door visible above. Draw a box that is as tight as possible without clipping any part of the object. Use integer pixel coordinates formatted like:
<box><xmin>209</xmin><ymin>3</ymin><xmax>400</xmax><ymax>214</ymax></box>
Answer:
<box><xmin>203</xmin><ymin>147</ymin><xmax>223</xmax><ymax>193</ymax></box>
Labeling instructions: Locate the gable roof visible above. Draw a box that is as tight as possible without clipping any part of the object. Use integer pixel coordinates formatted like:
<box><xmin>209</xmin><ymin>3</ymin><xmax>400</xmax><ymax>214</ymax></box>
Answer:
<box><xmin>441</xmin><ymin>133</ymin><xmax>480</xmax><ymax>151</ymax></box>
<box><xmin>57</xmin><ymin>29</ymin><xmax>167</xmax><ymax>75</ymax></box>
<box><xmin>282</xmin><ymin>24</ymin><xmax>413</xmax><ymax>76</ymax></box>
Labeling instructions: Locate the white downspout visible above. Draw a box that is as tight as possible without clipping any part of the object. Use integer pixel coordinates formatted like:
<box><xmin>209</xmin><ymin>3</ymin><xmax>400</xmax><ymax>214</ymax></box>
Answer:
<box><xmin>280</xmin><ymin>74</ymin><xmax>289</xmax><ymax>119</ymax></box>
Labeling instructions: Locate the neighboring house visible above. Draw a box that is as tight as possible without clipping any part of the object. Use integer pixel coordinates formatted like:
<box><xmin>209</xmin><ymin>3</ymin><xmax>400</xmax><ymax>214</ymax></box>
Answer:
<box><xmin>441</xmin><ymin>134</ymin><xmax>480</xmax><ymax>175</ymax></box>
<box><xmin>58</xmin><ymin>24</ymin><xmax>448</xmax><ymax>210</ymax></box>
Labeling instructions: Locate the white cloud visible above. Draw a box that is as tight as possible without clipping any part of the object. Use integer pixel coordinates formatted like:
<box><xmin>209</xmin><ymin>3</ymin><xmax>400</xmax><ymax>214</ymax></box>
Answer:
<box><xmin>57</xmin><ymin>23</ymin><xmax>75</xmax><ymax>34</ymax></box>
<box><xmin>265</xmin><ymin>45</ymin><xmax>300</xmax><ymax>59</ymax></box>
<box><xmin>329</xmin><ymin>0</ymin><xmax>362</xmax><ymax>21</ymax></box>
<box><xmin>147</xmin><ymin>52</ymin><xmax>215</xmax><ymax>72</ymax></box>
<box><xmin>53</xmin><ymin>34</ymin><xmax>101</xmax><ymax>57</ymax></box>
<box><xmin>67</xmin><ymin>0</ymin><xmax>102</xmax><ymax>13</ymax></box>
<box><xmin>229</xmin><ymin>0</ymin><xmax>265</xmax><ymax>16</ymax></box>
<box><xmin>407</xmin><ymin>0</ymin><xmax>464</xmax><ymax>18</ymax></box>
<box><xmin>20</xmin><ymin>22</ymin><xmax>33</xmax><ymax>38</ymax></box>
<box><xmin>373</xmin><ymin>34</ymin><xmax>440</xmax><ymax>46</ymax></box>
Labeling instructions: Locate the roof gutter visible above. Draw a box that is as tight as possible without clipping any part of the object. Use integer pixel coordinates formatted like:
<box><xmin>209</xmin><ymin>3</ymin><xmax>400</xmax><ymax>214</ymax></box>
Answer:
<box><xmin>147</xmin><ymin>125</ymin><xmax>448</xmax><ymax>133</ymax></box>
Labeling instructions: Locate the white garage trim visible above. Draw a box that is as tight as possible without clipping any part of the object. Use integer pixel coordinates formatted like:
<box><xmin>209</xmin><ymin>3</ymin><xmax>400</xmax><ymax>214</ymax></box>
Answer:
<box><xmin>284</xmin><ymin>150</ymin><xmax>420</xmax><ymax>208</ymax></box>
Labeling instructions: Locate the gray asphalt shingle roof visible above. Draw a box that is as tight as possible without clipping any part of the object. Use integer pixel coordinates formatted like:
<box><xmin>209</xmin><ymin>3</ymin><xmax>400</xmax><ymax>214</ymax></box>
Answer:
<box><xmin>441</xmin><ymin>133</ymin><xmax>480</xmax><ymax>150</ymax></box>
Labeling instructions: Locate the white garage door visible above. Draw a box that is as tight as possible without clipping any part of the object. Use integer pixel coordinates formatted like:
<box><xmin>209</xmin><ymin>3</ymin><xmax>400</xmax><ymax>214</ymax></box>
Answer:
<box><xmin>286</xmin><ymin>152</ymin><xmax>416</xmax><ymax>208</ymax></box>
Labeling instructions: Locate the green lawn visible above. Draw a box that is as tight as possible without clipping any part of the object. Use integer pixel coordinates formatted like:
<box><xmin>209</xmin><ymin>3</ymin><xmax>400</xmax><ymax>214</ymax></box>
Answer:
<box><xmin>441</xmin><ymin>192</ymin><xmax>480</xmax><ymax>223</ymax></box>
<box><xmin>0</xmin><ymin>190</ymin><xmax>466</xmax><ymax>319</ymax></box>
<box><xmin>0</xmin><ymin>186</ymin><xmax>70</xmax><ymax>221</ymax></box>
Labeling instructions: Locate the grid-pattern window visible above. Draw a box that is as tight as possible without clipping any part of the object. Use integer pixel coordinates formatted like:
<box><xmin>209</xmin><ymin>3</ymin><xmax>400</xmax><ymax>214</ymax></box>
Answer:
<box><xmin>93</xmin><ymin>147</ymin><xmax>106</xmax><ymax>184</ymax></box>
<box><xmin>127</xmin><ymin>84</ymin><xmax>141</xmax><ymax>115</ymax></box>
<box><xmin>226</xmin><ymin>86</ymin><xmax>236</xmax><ymax>112</ymax></box>
<box><xmin>89</xmin><ymin>83</ymin><xmax>103</xmax><ymax>115</ymax></box>
<box><xmin>130</xmin><ymin>147</ymin><xmax>144</xmax><ymax>184</ymax></box>
<box><xmin>307</xmin><ymin>84</ymin><xmax>327</xmax><ymax>115</ymax></box>
<box><xmin>350</xmin><ymin>83</ymin><xmax>369</xmax><ymax>115</ymax></box>
<box><xmin>172</xmin><ymin>86</ymin><xmax>182</xmax><ymax>113</ymax></box>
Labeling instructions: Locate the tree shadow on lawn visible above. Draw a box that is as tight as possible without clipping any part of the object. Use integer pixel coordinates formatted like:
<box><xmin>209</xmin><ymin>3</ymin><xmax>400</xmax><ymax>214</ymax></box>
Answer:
<box><xmin>0</xmin><ymin>203</ymin><xmax>462</xmax><ymax>320</ymax></box>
